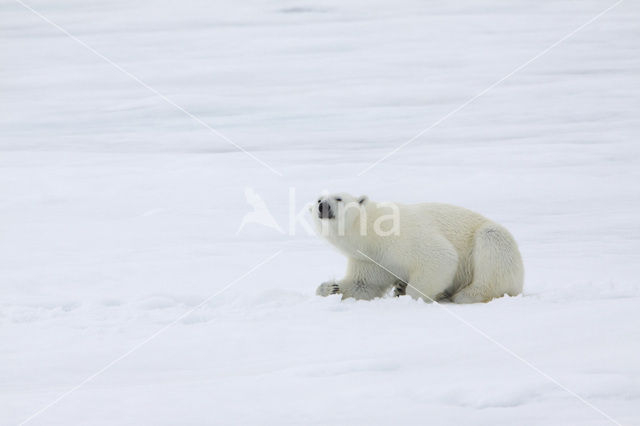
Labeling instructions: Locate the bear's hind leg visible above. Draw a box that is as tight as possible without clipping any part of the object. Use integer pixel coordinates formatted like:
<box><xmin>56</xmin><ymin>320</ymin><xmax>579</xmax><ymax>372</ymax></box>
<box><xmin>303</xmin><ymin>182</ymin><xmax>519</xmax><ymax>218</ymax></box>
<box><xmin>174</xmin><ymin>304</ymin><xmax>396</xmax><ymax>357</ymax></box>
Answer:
<box><xmin>450</xmin><ymin>284</ymin><xmax>490</xmax><ymax>303</ymax></box>
<box><xmin>452</xmin><ymin>224</ymin><xmax>524</xmax><ymax>303</ymax></box>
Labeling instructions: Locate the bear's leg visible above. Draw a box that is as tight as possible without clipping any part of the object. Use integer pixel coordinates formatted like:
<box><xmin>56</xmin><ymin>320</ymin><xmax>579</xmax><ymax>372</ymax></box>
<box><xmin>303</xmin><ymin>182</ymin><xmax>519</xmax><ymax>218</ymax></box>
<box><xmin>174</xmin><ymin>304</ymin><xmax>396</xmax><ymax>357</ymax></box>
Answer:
<box><xmin>451</xmin><ymin>224</ymin><xmax>524</xmax><ymax>303</ymax></box>
<box><xmin>316</xmin><ymin>281</ymin><xmax>341</xmax><ymax>296</ymax></box>
<box><xmin>317</xmin><ymin>258</ymin><xmax>395</xmax><ymax>300</ymax></box>
<box><xmin>393</xmin><ymin>280</ymin><xmax>408</xmax><ymax>297</ymax></box>
<box><xmin>450</xmin><ymin>284</ymin><xmax>488</xmax><ymax>303</ymax></box>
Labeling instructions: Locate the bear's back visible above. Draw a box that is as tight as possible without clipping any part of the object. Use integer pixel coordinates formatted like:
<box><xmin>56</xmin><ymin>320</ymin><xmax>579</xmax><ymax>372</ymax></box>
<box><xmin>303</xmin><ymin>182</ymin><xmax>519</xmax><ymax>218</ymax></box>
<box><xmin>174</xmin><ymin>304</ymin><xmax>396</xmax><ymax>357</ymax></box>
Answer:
<box><xmin>405</xmin><ymin>202</ymin><xmax>490</xmax><ymax>249</ymax></box>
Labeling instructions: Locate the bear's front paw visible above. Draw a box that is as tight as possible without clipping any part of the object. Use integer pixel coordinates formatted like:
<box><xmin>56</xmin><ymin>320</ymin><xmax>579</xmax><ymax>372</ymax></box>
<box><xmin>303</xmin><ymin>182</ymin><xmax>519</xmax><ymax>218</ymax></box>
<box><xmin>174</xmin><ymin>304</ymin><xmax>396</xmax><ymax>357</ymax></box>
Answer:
<box><xmin>316</xmin><ymin>281</ymin><xmax>341</xmax><ymax>297</ymax></box>
<box><xmin>393</xmin><ymin>280</ymin><xmax>408</xmax><ymax>297</ymax></box>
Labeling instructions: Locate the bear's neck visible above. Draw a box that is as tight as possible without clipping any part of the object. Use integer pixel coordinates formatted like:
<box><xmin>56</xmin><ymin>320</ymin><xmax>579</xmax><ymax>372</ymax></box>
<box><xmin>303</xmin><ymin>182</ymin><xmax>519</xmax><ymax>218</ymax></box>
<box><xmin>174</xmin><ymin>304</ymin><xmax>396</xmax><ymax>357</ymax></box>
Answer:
<box><xmin>327</xmin><ymin>211</ymin><xmax>383</xmax><ymax>259</ymax></box>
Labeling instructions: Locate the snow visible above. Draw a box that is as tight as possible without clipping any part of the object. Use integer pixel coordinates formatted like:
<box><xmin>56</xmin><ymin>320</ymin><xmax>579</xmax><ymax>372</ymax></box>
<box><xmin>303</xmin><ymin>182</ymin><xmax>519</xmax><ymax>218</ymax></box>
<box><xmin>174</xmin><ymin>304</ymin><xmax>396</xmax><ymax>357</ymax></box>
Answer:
<box><xmin>1</xmin><ymin>0</ymin><xmax>639</xmax><ymax>424</ymax></box>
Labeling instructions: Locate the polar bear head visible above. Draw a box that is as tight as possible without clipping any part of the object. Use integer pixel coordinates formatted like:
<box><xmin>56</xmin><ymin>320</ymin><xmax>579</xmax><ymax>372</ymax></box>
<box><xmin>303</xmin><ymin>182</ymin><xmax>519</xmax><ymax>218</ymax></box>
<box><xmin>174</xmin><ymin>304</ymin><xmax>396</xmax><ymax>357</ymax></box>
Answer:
<box><xmin>310</xmin><ymin>193</ymin><xmax>401</xmax><ymax>253</ymax></box>
<box><xmin>310</xmin><ymin>192</ymin><xmax>368</xmax><ymax>239</ymax></box>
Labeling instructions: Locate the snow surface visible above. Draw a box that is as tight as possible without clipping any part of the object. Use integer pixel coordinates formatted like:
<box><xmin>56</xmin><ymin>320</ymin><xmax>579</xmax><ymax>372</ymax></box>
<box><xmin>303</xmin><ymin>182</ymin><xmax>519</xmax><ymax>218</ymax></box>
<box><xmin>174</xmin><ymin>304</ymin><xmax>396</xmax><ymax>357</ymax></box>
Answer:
<box><xmin>1</xmin><ymin>0</ymin><xmax>640</xmax><ymax>424</ymax></box>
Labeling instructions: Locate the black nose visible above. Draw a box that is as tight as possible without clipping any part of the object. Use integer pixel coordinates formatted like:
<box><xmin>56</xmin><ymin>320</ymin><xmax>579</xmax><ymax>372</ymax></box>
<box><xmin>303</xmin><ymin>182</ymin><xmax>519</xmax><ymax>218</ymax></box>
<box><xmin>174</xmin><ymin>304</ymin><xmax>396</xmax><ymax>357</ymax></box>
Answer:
<box><xmin>318</xmin><ymin>200</ymin><xmax>332</xmax><ymax>218</ymax></box>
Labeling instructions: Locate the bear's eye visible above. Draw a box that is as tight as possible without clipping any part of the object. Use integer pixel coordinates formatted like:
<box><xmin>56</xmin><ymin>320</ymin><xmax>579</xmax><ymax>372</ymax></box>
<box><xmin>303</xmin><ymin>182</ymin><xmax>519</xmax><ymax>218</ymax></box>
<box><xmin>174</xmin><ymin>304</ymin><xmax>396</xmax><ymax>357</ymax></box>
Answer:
<box><xmin>335</xmin><ymin>197</ymin><xmax>342</xmax><ymax>202</ymax></box>
<box><xmin>317</xmin><ymin>199</ymin><xmax>321</xmax><ymax>204</ymax></box>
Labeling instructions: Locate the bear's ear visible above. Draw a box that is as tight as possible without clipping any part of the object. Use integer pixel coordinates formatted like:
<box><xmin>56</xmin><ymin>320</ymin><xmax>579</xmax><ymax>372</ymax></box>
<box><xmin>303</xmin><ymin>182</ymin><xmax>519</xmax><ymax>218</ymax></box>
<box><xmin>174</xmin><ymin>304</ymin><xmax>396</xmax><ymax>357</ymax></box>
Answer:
<box><xmin>358</xmin><ymin>195</ymin><xmax>368</xmax><ymax>205</ymax></box>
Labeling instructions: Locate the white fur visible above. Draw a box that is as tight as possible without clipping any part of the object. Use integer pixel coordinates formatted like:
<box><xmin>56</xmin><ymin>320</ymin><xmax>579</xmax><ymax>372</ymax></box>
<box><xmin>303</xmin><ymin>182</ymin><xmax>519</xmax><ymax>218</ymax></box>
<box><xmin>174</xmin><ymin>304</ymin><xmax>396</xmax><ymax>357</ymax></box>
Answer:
<box><xmin>311</xmin><ymin>193</ymin><xmax>524</xmax><ymax>303</ymax></box>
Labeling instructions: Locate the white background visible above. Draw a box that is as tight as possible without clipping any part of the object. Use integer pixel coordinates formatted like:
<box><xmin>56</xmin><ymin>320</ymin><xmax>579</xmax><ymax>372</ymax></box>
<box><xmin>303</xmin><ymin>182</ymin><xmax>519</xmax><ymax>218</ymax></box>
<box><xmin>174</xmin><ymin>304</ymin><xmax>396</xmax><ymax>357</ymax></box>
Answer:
<box><xmin>1</xmin><ymin>0</ymin><xmax>639</xmax><ymax>424</ymax></box>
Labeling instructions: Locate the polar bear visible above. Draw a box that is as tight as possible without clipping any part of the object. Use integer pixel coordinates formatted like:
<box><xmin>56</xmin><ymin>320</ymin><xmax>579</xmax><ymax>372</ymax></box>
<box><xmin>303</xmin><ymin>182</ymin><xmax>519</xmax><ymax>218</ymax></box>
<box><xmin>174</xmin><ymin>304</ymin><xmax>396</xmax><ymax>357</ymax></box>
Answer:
<box><xmin>311</xmin><ymin>193</ymin><xmax>523</xmax><ymax>303</ymax></box>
